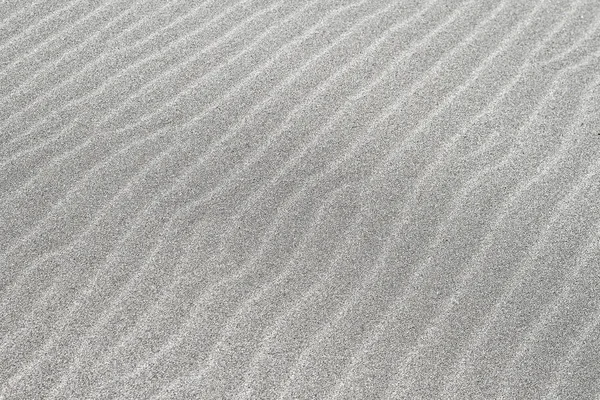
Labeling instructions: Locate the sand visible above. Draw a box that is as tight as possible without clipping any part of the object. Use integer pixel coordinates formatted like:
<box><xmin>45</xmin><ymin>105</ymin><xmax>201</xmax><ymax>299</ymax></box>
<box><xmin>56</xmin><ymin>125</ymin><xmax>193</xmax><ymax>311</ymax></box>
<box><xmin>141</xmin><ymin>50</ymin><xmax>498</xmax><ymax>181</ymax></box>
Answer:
<box><xmin>1</xmin><ymin>0</ymin><xmax>600</xmax><ymax>398</ymax></box>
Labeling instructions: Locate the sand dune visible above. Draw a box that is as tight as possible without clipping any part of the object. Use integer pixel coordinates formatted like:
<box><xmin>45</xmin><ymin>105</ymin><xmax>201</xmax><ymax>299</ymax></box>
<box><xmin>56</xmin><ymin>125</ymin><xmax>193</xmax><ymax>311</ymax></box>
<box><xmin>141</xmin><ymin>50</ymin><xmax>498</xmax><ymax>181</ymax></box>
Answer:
<box><xmin>1</xmin><ymin>0</ymin><xmax>600</xmax><ymax>398</ymax></box>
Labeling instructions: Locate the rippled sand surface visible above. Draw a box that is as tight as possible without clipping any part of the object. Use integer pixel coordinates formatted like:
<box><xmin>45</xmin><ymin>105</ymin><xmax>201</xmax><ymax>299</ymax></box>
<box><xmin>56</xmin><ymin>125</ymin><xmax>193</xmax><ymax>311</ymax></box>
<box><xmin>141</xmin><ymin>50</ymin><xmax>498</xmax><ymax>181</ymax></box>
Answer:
<box><xmin>1</xmin><ymin>0</ymin><xmax>600</xmax><ymax>398</ymax></box>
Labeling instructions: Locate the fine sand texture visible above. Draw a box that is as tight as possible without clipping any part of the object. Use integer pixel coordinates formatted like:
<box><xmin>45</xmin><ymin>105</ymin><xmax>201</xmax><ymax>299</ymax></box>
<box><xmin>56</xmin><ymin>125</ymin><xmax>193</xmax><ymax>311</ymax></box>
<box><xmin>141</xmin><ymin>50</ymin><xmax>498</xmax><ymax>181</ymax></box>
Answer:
<box><xmin>1</xmin><ymin>0</ymin><xmax>600</xmax><ymax>398</ymax></box>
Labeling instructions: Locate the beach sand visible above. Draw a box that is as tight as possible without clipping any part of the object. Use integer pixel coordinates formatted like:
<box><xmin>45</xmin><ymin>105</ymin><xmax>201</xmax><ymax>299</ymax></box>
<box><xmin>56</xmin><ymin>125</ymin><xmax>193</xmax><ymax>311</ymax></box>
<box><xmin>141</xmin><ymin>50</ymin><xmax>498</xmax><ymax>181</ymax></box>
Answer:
<box><xmin>1</xmin><ymin>0</ymin><xmax>600</xmax><ymax>398</ymax></box>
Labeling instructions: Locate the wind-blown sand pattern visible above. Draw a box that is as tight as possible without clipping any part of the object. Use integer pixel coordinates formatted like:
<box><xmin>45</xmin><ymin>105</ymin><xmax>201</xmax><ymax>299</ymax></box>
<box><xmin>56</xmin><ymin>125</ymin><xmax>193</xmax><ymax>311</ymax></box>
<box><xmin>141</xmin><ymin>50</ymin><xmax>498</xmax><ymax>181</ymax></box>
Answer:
<box><xmin>1</xmin><ymin>0</ymin><xmax>600</xmax><ymax>398</ymax></box>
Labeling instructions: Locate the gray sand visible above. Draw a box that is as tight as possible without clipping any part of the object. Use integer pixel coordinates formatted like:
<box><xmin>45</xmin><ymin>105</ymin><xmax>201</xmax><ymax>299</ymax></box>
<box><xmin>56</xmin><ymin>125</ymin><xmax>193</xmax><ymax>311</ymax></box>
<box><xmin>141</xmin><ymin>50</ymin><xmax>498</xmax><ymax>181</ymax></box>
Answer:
<box><xmin>1</xmin><ymin>0</ymin><xmax>600</xmax><ymax>398</ymax></box>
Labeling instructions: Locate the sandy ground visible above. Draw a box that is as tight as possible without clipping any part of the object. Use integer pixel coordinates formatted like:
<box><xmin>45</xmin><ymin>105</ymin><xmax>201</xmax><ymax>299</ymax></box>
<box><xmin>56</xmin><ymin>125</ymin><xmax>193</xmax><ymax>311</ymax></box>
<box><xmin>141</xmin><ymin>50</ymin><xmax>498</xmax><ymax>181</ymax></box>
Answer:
<box><xmin>1</xmin><ymin>0</ymin><xmax>600</xmax><ymax>398</ymax></box>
